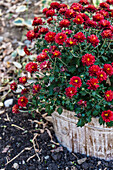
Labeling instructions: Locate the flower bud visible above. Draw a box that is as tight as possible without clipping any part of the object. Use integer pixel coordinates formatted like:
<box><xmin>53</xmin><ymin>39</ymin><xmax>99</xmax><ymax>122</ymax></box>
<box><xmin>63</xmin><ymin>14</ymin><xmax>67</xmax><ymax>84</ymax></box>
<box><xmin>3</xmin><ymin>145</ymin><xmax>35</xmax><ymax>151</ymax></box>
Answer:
<box><xmin>82</xmin><ymin>88</ymin><xmax>85</xmax><ymax>91</ymax></box>
<box><xmin>92</xmin><ymin>98</ymin><xmax>94</xmax><ymax>101</ymax></box>
<box><xmin>62</xmin><ymin>96</ymin><xmax>65</xmax><ymax>99</ymax></box>
<box><xmin>80</xmin><ymin>75</ymin><xmax>84</xmax><ymax>78</ymax></box>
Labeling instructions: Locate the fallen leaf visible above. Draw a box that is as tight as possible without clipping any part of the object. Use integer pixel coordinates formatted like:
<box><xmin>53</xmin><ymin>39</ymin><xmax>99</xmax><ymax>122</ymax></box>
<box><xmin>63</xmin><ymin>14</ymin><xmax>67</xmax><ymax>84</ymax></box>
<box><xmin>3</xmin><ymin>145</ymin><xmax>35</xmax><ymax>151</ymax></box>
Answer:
<box><xmin>13</xmin><ymin>17</ymin><xmax>24</xmax><ymax>26</ymax></box>
<box><xmin>17</xmin><ymin>47</ymin><xmax>25</xmax><ymax>56</ymax></box>
<box><xmin>2</xmin><ymin>145</ymin><xmax>10</xmax><ymax>153</ymax></box>
<box><xmin>77</xmin><ymin>157</ymin><xmax>87</xmax><ymax>165</ymax></box>
<box><xmin>16</xmin><ymin>5</ymin><xmax>27</xmax><ymax>13</ymax></box>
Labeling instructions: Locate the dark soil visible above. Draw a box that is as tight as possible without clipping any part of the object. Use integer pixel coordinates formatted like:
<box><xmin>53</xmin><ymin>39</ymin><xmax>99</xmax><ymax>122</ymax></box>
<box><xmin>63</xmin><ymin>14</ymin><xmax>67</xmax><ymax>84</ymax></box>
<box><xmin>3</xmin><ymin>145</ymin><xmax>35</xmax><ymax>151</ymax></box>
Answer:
<box><xmin>0</xmin><ymin>107</ymin><xmax>113</xmax><ymax>170</ymax></box>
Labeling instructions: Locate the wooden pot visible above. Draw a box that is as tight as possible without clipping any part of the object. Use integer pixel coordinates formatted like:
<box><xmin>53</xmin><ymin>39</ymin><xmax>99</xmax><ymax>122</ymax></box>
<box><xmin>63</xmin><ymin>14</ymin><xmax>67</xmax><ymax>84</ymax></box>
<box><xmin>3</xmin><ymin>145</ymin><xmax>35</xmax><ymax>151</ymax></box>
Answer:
<box><xmin>52</xmin><ymin>109</ymin><xmax>113</xmax><ymax>160</ymax></box>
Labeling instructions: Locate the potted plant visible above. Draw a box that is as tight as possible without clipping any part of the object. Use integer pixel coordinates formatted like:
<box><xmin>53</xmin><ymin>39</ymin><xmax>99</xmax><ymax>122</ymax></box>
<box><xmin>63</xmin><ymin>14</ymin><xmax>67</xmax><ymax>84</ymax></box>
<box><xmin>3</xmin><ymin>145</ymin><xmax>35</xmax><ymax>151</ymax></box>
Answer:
<box><xmin>10</xmin><ymin>0</ymin><xmax>113</xmax><ymax>160</ymax></box>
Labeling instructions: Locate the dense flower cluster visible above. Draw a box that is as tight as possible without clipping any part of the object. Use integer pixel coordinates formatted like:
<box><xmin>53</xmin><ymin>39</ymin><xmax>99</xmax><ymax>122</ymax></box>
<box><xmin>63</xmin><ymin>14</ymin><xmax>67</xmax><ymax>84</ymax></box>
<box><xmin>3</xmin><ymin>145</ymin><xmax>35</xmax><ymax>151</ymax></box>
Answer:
<box><xmin>11</xmin><ymin>0</ymin><xmax>113</xmax><ymax>127</ymax></box>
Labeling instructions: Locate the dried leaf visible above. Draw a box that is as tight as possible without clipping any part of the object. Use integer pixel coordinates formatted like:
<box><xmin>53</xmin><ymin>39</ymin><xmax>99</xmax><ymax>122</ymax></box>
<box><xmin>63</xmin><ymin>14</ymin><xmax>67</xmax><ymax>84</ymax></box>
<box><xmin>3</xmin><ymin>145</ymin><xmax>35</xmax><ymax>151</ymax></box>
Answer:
<box><xmin>17</xmin><ymin>47</ymin><xmax>25</xmax><ymax>56</ymax></box>
<box><xmin>13</xmin><ymin>62</ymin><xmax>22</xmax><ymax>69</ymax></box>
<box><xmin>16</xmin><ymin>5</ymin><xmax>27</xmax><ymax>13</ymax></box>
<box><xmin>14</xmin><ymin>17</ymin><xmax>24</xmax><ymax>26</ymax></box>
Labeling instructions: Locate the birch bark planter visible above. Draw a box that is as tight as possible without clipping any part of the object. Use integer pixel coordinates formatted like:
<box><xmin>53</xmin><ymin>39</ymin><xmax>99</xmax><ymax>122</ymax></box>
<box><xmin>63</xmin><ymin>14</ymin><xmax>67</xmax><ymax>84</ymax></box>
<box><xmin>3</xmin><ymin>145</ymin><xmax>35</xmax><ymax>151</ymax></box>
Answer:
<box><xmin>52</xmin><ymin>109</ymin><xmax>113</xmax><ymax>161</ymax></box>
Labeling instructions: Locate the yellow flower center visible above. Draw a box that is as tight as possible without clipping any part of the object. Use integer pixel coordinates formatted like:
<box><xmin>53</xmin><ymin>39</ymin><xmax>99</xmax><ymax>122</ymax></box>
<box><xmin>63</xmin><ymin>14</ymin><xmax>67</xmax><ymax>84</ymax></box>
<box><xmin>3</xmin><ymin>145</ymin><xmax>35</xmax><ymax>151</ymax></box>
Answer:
<box><xmin>106</xmin><ymin>94</ymin><xmax>110</xmax><ymax>97</ymax></box>
<box><xmin>75</xmin><ymin>80</ymin><xmax>78</xmax><ymax>83</ymax></box>
<box><xmin>35</xmin><ymin>87</ymin><xmax>37</xmax><ymax>90</ymax></box>
<box><xmin>107</xmin><ymin>68</ymin><xmax>110</xmax><ymax>70</ymax></box>
<box><xmin>94</xmin><ymin>83</ymin><xmax>97</xmax><ymax>85</ymax></box>
<box><xmin>104</xmin><ymin>113</ymin><xmax>108</xmax><ymax>117</ymax></box>
<box><xmin>87</xmin><ymin>58</ymin><xmax>90</xmax><ymax>61</ymax></box>
<box><xmin>70</xmin><ymin>41</ymin><xmax>73</xmax><ymax>44</ymax></box>
<box><xmin>100</xmin><ymin>74</ymin><xmax>103</xmax><ymax>77</ymax></box>
<box><xmin>59</xmin><ymin>36</ymin><xmax>62</xmax><ymax>39</ymax></box>
<box><xmin>21</xmin><ymin>99</ymin><xmax>24</xmax><ymax>102</ymax></box>
<box><xmin>32</xmin><ymin>66</ymin><xmax>34</xmax><ymax>68</ymax></box>
<box><xmin>49</xmin><ymin>35</ymin><xmax>52</xmax><ymax>37</ymax></box>
<box><xmin>77</xmin><ymin>18</ymin><xmax>80</xmax><ymax>21</ymax></box>
<box><xmin>70</xmin><ymin>90</ymin><xmax>73</xmax><ymax>94</ymax></box>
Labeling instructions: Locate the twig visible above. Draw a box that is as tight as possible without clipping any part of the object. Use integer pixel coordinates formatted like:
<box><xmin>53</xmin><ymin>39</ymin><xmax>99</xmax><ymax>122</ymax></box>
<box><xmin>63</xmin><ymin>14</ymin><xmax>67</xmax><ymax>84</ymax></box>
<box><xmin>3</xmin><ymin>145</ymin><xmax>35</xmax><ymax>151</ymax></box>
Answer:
<box><xmin>32</xmin><ymin>134</ymin><xmax>40</xmax><ymax>161</ymax></box>
<box><xmin>5</xmin><ymin>147</ymin><xmax>32</xmax><ymax>165</ymax></box>
<box><xmin>26</xmin><ymin>153</ymin><xmax>36</xmax><ymax>162</ymax></box>
<box><xmin>11</xmin><ymin>124</ymin><xmax>25</xmax><ymax>131</ymax></box>
<box><xmin>45</xmin><ymin>128</ymin><xmax>59</xmax><ymax>145</ymax></box>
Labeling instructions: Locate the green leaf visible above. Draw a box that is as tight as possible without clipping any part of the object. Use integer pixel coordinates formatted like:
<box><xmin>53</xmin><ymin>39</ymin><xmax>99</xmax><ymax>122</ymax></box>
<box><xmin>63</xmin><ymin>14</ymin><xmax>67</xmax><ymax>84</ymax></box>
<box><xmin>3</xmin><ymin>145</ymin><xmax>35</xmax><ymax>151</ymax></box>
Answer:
<box><xmin>57</xmin><ymin>107</ymin><xmax>63</xmax><ymax>115</ymax></box>
<box><xmin>77</xmin><ymin>119</ymin><xmax>85</xmax><ymax>127</ymax></box>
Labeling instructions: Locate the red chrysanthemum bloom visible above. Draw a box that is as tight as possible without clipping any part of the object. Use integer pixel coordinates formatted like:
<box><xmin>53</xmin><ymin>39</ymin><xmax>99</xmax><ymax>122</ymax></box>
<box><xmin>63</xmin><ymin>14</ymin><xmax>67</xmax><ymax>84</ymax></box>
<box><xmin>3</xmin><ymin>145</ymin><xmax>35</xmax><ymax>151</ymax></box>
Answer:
<box><xmin>18</xmin><ymin>96</ymin><xmax>28</xmax><ymax>107</ymax></box>
<box><xmin>49</xmin><ymin>45</ymin><xmax>57</xmax><ymax>53</ymax></box>
<box><xmin>93</xmin><ymin>13</ymin><xmax>104</xmax><ymax>22</ymax></box>
<box><xmin>47</xmin><ymin>17</ymin><xmax>55</xmax><ymax>24</ymax></box>
<box><xmin>42</xmin><ymin>8</ymin><xmax>48</xmax><ymax>14</ymax></box>
<box><xmin>10</xmin><ymin>82</ymin><xmax>17</xmax><ymax>91</ymax></box>
<box><xmin>55</xmin><ymin>33</ymin><xmax>67</xmax><ymax>45</ymax></box>
<box><xmin>105</xmin><ymin>90</ymin><xmax>113</xmax><ymax>102</ymax></box>
<box><xmin>25</xmin><ymin>62</ymin><xmax>38</xmax><ymax>73</ymax></box>
<box><xmin>65</xmin><ymin>38</ymin><xmax>77</xmax><ymax>47</ymax></box>
<box><xmin>38</xmin><ymin>27</ymin><xmax>49</xmax><ymax>34</ymax></box>
<box><xmin>24</xmin><ymin>46</ymin><xmax>31</xmax><ymax>55</ymax></box>
<box><xmin>52</xmin><ymin>50</ymin><xmax>61</xmax><ymax>58</ymax></box>
<box><xmin>70</xmin><ymin>76</ymin><xmax>82</xmax><ymax>88</ymax></box>
<box><xmin>85</xmin><ymin>5</ymin><xmax>97</xmax><ymax>13</ymax></box>
<box><xmin>33</xmin><ymin>84</ymin><xmax>41</xmax><ymax>94</ymax></box>
<box><xmin>79</xmin><ymin>13</ymin><xmax>89</xmax><ymax>21</ymax></box>
<box><xmin>32</xmin><ymin>17</ymin><xmax>43</xmax><ymax>26</ymax></box>
<box><xmin>21</xmin><ymin>88</ymin><xmax>28</xmax><ymax>95</ymax></box>
<box><xmin>110</xmin><ymin>10</ymin><xmax>113</xmax><ymax>18</ymax></box>
<box><xmin>42</xmin><ymin>48</ymin><xmax>49</xmax><ymax>53</ymax></box>
<box><xmin>37</xmin><ymin>52</ymin><xmax>48</xmax><ymax>62</ymax></box>
<box><xmin>59</xmin><ymin>19</ymin><xmax>70</xmax><ymax>28</ymax></box>
<box><xmin>65</xmin><ymin>87</ymin><xmax>77</xmax><ymax>98</ymax></box>
<box><xmin>98</xmin><ymin>19</ymin><xmax>111</xmax><ymax>29</ymax></box>
<box><xmin>45</xmin><ymin>32</ymin><xmax>56</xmax><ymax>43</ymax></box>
<box><xmin>19</xmin><ymin>76</ymin><xmax>27</xmax><ymax>84</ymax></box>
<box><xmin>111</xmin><ymin>62</ymin><xmax>113</xmax><ymax>67</ymax></box>
<box><xmin>101</xmin><ymin>29</ymin><xmax>113</xmax><ymax>39</ymax></box>
<box><xmin>62</xmin><ymin>29</ymin><xmax>72</xmax><ymax>35</ymax></box>
<box><xmin>40</xmin><ymin>61</ymin><xmax>51</xmax><ymax>70</ymax></box>
<box><xmin>79</xmin><ymin>0</ymin><xmax>89</xmax><ymax>5</ymax></box>
<box><xmin>101</xmin><ymin>110</ymin><xmax>113</xmax><ymax>122</ymax></box>
<box><xmin>96</xmin><ymin>70</ymin><xmax>107</xmax><ymax>82</ymax></box>
<box><xmin>60</xmin><ymin>4</ymin><xmax>67</xmax><ymax>8</ymax></box>
<box><xmin>87</xmin><ymin>34</ymin><xmax>99</xmax><ymax>47</ymax></box>
<box><xmin>82</xmin><ymin>53</ymin><xmax>95</xmax><ymax>66</ymax></box>
<box><xmin>99</xmin><ymin>10</ymin><xmax>109</xmax><ymax>18</ymax></box>
<box><xmin>12</xmin><ymin>104</ymin><xmax>20</xmax><ymax>114</ymax></box>
<box><xmin>74</xmin><ymin>32</ymin><xmax>86</xmax><ymax>43</ymax></box>
<box><xmin>84</xmin><ymin>19</ymin><xmax>97</xmax><ymax>29</ymax></box>
<box><xmin>46</xmin><ymin>9</ymin><xmax>55</xmax><ymax>17</ymax></box>
<box><xmin>86</xmin><ymin>78</ymin><xmax>99</xmax><ymax>90</ymax></box>
<box><xmin>106</xmin><ymin>0</ymin><xmax>113</xmax><ymax>5</ymax></box>
<box><xmin>73</xmin><ymin>15</ymin><xmax>84</xmax><ymax>24</ymax></box>
<box><xmin>71</xmin><ymin>3</ymin><xmax>82</xmax><ymax>12</ymax></box>
<box><xmin>88</xmin><ymin>65</ymin><xmax>100</xmax><ymax>76</ymax></box>
<box><xmin>59</xmin><ymin>7</ymin><xmax>67</xmax><ymax>15</ymax></box>
<box><xmin>50</xmin><ymin>2</ymin><xmax>61</xmax><ymax>9</ymax></box>
<box><xmin>78</xmin><ymin>100</ymin><xmax>87</xmax><ymax>107</ymax></box>
<box><xmin>64</xmin><ymin>9</ymin><xmax>76</xmax><ymax>18</ymax></box>
<box><xmin>110</xmin><ymin>26</ymin><xmax>113</xmax><ymax>33</ymax></box>
<box><xmin>99</xmin><ymin>2</ymin><xmax>110</xmax><ymax>9</ymax></box>
<box><xmin>103</xmin><ymin>64</ymin><xmax>113</xmax><ymax>76</ymax></box>
<box><xmin>26</xmin><ymin>30</ymin><xmax>35</xmax><ymax>41</ymax></box>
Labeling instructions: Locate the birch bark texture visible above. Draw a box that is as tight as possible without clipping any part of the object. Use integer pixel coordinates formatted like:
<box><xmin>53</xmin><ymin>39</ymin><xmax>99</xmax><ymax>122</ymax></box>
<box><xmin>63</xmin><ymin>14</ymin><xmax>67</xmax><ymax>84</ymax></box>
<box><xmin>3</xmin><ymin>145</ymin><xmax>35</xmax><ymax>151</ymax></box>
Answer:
<box><xmin>52</xmin><ymin>109</ymin><xmax>113</xmax><ymax>160</ymax></box>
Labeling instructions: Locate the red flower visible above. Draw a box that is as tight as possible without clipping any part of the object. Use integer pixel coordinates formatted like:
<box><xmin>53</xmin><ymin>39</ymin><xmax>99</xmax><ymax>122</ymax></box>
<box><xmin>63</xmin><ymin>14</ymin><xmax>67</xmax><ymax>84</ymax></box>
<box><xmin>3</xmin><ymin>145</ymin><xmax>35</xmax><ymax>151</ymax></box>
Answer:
<box><xmin>78</xmin><ymin>100</ymin><xmax>87</xmax><ymax>107</ymax></box>
<box><xmin>21</xmin><ymin>88</ymin><xmax>28</xmax><ymax>95</ymax></box>
<box><xmin>38</xmin><ymin>27</ymin><xmax>49</xmax><ymax>34</ymax></box>
<box><xmin>42</xmin><ymin>48</ymin><xmax>49</xmax><ymax>53</ymax></box>
<box><xmin>87</xmin><ymin>34</ymin><xmax>99</xmax><ymax>47</ymax></box>
<box><xmin>59</xmin><ymin>7</ymin><xmax>67</xmax><ymax>15</ymax></box>
<box><xmin>93</xmin><ymin>13</ymin><xmax>104</xmax><ymax>22</ymax></box>
<box><xmin>64</xmin><ymin>9</ymin><xmax>76</xmax><ymax>18</ymax></box>
<box><xmin>99</xmin><ymin>10</ymin><xmax>109</xmax><ymax>18</ymax></box>
<box><xmin>65</xmin><ymin>87</ymin><xmax>77</xmax><ymax>98</ymax></box>
<box><xmin>59</xmin><ymin>19</ymin><xmax>70</xmax><ymax>28</ymax></box>
<box><xmin>40</xmin><ymin>61</ymin><xmax>51</xmax><ymax>70</ymax></box>
<box><xmin>45</xmin><ymin>32</ymin><xmax>56</xmax><ymax>43</ymax></box>
<box><xmin>60</xmin><ymin>4</ymin><xmax>67</xmax><ymax>8</ymax></box>
<box><xmin>85</xmin><ymin>5</ymin><xmax>97</xmax><ymax>13</ymax></box>
<box><xmin>65</xmin><ymin>38</ymin><xmax>77</xmax><ymax>47</ymax></box>
<box><xmin>86</xmin><ymin>78</ymin><xmax>99</xmax><ymax>90</ymax></box>
<box><xmin>26</xmin><ymin>30</ymin><xmax>35</xmax><ymax>41</ymax></box>
<box><xmin>33</xmin><ymin>84</ymin><xmax>41</xmax><ymax>94</ymax></box>
<box><xmin>99</xmin><ymin>2</ymin><xmax>110</xmax><ymax>9</ymax></box>
<box><xmin>37</xmin><ymin>52</ymin><xmax>48</xmax><ymax>62</ymax></box>
<box><xmin>101</xmin><ymin>110</ymin><xmax>113</xmax><ymax>122</ymax></box>
<box><xmin>96</xmin><ymin>70</ymin><xmax>107</xmax><ymax>82</ymax></box>
<box><xmin>105</xmin><ymin>90</ymin><xmax>113</xmax><ymax>102</ymax></box>
<box><xmin>24</xmin><ymin>46</ymin><xmax>31</xmax><ymax>55</ymax></box>
<box><xmin>18</xmin><ymin>96</ymin><xmax>28</xmax><ymax>107</ymax></box>
<box><xmin>89</xmin><ymin>65</ymin><xmax>100</xmax><ymax>76</ymax></box>
<box><xmin>49</xmin><ymin>45</ymin><xmax>57</xmax><ymax>53</ymax></box>
<box><xmin>74</xmin><ymin>32</ymin><xmax>86</xmax><ymax>43</ymax></box>
<box><xmin>106</xmin><ymin>0</ymin><xmax>113</xmax><ymax>5</ymax></box>
<box><xmin>50</xmin><ymin>2</ymin><xmax>60</xmax><ymax>9</ymax></box>
<box><xmin>42</xmin><ymin>8</ymin><xmax>48</xmax><ymax>14</ymax></box>
<box><xmin>84</xmin><ymin>19</ymin><xmax>97</xmax><ymax>29</ymax></box>
<box><xmin>32</xmin><ymin>17</ymin><xmax>43</xmax><ymax>26</ymax></box>
<box><xmin>25</xmin><ymin>62</ymin><xmax>38</xmax><ymax>73</ymax></box>
<box><xmin>47</xmin><ymin>17</ymin><xmax>56</xmax><ymax>24</ymax></box>
<box><xmin>71</xmin><ymin>3</ymin><xmax>82</xmax><ymax>12</ymax></box>
<box><xmin>101</xmin><ymin>29</ymin><xmax>112</xmax><ymax>39</ymax></box>
<box><xmin>70</xmin><ymin>76</ymin><xmax>82</xmax><ymax>88</ymax></box>
<box><xmin>55</xmin><ymin>33</ymin><xmax>67</xmax><ymax>45</ymax></box>
<box><xmin>10</xmin><ymin>82</ymin><xmax>17</xmax><ymax>91</ymax></box>
<box><xmin>82</xmin><ymin>53</ymin><xmax>95</xmax><ymax>66</ymax></box>
<box><xmin>62</xmin><ymin>29</ymin><xmax>72</xmax><ymax>35</ymax></box>
<box><xmin>98</xmin><ymin>19</ymin><xmax>111</xmax><ymax>29</ymax></box>
<box><xmin>73</xmin><ymin>15</ymin><xmax>84</xmax><ymax>24</ymax></box>
<box><xmin>111</xmin><ymin>62</ymin><xmax>113</xmax><ymax>67</ymax></box>
<box><xmin>46</xmin><ymin>9</ymin><xmax>55</xmax><ymax>17</ymax></box>
<box><xmin>110</xmin><ymin>26</ymin><xmax>113</xmax><ymax>33</ymax></box>
<box><xmin>79</xmin><ymin>0</ymin><xmax>89</xmax><ymax>5</ymax></box>
<box><xmin>79</xmin><ymin>13</ymin><xmax>89</xmax><ymax>21</ymax></box>
<box><xmin>52</xmin><ymin>50</ymin><xmax>61</xmax><ymax>58</ymax></box>
<box><xmin>12</xmin><ymin>104</ymin><xmax>20</xmax><ymax>114</ymax></box>
<box><xmin>19</xmin><ymin>76</ymin><xmax>27</xmax><ymax>84</ymax></box>
<box><xmin>103</xmin><ymin>64</ymin><xmax>113</xmax><ymax>76</ymax></box>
